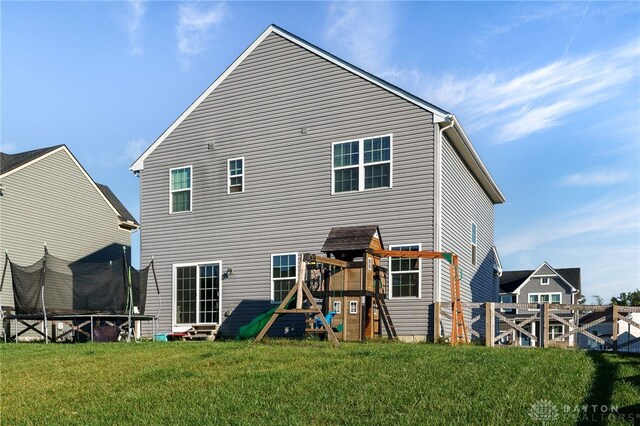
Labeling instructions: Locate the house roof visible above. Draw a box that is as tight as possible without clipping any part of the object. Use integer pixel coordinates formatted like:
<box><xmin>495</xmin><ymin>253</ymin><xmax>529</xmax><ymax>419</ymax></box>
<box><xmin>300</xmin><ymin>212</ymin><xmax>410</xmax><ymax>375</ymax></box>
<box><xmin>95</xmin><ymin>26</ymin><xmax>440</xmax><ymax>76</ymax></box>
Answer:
<box><xmin>95</xmin><ymin>183</ymin><xmax>139</xmax><ymax>227</ymax></box>
<box><xmin>0</xmin><ymin>145</ymin><xmax>139</xmax><ymax>230</ymax></box>
<box><xmin>321</xmin><ymin>225</ymin><xmax>383</xmax><ymax>253</ymax></box>
<box><xmin>500</xmin><ymin>265</ymin><xmax>581</xmax><ymax>293</ymax></box>
<box><xmin>129</xmin><ymin>24</ymin><xmax>505</xmax><ymax>204</ymax></box>
<box><xmin>1</xmin><ymin>145</ymin><xmax>63</xmax><ymax>175</ymax></box>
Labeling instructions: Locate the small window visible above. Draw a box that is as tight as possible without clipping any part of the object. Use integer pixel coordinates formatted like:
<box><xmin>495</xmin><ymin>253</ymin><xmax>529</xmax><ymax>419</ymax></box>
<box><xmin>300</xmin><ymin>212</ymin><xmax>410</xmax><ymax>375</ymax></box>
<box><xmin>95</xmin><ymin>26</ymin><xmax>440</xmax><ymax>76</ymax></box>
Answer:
<box><xmin>228</xmin><ymin>158</ymin><xmax>244</xmax><ymax>193</ymax></box>
<box><xmin>332</xmin><ymin>135</ymin><xmax>392</xmax><ymax>193</ymax></box>
<box><xmin>551</xmin><ymin>294</ymin><xmax>561</xmax><ymax>304</ymax></box>
<box><xmin>170</xmin><ymin>166</ymin><xmax>192</xmax><ymax>213</ymax></box>
<box><xmin>529</xmin><ymin>294</ymin><xmax>539</xmax><ymax>303</ymax></box>
<box><xmin>333</xmin><ymin>301</ymin><xmax>341</xmax><ymax>314</ymax></box>
<box><xmin>499</xmin><ymin>294</ymin><xmax>514</xmax><ymax>313</ymax></box>
<box><xmin>470</xmin><ymin>223</ymin><xmax>477</xmax><ymax>266</ymax></box>
<box><xmin>541</xmin><ymin>277</ymin><xmax>550</xmax><ymax>285</ymax></box>
<box><xmin>349</xmin><ymin>301</ymin><xmax>358</xmax><ymax>314</ymax></box>
<box><xmin>389</xmin><ymin>244</ymin><xmax>421</xmax><ymax>298</ymax></box>
<box><xmin>271</xmin><ymin>253</ymin><xmax>297</xmax><ymax>303</ymax></box>
<box><xmin>549</xmin><ymin>325</ymin><xmax>564</xmax><ymax>340</ymax></box>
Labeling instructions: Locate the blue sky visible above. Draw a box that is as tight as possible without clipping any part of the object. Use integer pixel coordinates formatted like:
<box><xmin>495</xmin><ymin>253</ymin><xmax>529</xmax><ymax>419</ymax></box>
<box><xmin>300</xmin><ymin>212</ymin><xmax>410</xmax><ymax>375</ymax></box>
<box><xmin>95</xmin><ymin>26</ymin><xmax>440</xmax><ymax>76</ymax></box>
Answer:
<box><xmin>2</xmin><ymin>1</ymin><xmax>639</xmax><ymax>301</ymax></box>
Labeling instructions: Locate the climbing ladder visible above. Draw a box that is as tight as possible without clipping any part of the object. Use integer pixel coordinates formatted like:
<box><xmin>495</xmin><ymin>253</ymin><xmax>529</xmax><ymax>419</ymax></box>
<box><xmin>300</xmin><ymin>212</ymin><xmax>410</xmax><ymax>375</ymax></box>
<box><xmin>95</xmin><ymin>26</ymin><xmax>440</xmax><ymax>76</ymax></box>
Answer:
<box><xmin>373</xmin><ymin>267</ymin><xmax>397</xmax><ymax>339</ymax></box>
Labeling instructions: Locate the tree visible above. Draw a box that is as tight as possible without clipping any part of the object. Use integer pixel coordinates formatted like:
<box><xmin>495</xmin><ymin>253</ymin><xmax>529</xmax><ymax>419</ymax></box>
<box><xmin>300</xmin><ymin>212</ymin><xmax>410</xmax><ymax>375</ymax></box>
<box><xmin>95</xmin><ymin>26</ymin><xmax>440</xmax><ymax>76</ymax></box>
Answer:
<box><xmin>591</xmin><ymin>295</ymin><xmax>604</xmax><ymax>305</ymax></box>
<box><xmin>577</xmin><ymin>295</ymin><xmax>587</xmax><ymax>305</ymax></box>
<box><xmin>610</xmin><ymin>290</ymin><xmax>640</xmax><ymax>306</ymax></box>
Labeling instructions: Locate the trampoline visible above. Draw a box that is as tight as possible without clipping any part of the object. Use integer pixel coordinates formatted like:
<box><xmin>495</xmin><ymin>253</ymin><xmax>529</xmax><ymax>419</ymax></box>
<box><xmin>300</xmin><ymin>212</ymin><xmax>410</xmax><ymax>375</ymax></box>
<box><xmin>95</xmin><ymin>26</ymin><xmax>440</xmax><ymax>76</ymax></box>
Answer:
<box><xmin>1</xmin><ymin>247</ymin><xmax>160</xmax><ymax>343</ymax></box>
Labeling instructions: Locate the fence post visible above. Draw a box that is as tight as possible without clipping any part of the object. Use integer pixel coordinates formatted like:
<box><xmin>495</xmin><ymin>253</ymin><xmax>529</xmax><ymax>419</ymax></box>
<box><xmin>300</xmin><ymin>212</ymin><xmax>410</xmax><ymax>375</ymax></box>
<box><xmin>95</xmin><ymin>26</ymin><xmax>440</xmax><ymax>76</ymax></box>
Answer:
<box><xmin>485</xmin><ymin>302</ymin><xmax>495</xmax><ymax>347</ymax></box>
<box><xmin>434</xmin><ymin>302</ymin><xmax>441</xmax><ymax>342</ymax></box>
<box><xmin>612</xmin><ymin>304</ymin><xmax>619</xmax><ymax>353</ymax></box>
<box><xmin>539</xmin><ymin>303</ymin><xmax>549</xmax><ymax>348</ymax></box>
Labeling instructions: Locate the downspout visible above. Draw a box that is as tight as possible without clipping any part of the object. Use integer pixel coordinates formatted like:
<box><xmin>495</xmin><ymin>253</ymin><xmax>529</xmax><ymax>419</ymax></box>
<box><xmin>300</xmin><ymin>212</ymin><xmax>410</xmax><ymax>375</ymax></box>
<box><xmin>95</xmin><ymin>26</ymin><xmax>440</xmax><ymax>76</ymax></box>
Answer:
<box><xmin>434</xmin><ymin>114</ymin><xmax>455</xmax><ymax>303</ymax></box>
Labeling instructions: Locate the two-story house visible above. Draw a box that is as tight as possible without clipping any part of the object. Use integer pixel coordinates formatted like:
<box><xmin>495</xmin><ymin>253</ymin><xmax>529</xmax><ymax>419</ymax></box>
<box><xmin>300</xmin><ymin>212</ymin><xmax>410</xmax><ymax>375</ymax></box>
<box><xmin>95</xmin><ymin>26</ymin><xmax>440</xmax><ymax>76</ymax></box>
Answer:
<box><xmin>131</xmin><ymin>25</ymin><xmax>505</xmax><ymax>341</ymax></box>
<box><xmin>499</xmin><ymin>262</ymin><xmax>581</xmax><ymax>346</ymax></box>
<box><xmin>1</xmin><ymin>145</ymin><xmax>139</xmax><ymax>338</ymax></box>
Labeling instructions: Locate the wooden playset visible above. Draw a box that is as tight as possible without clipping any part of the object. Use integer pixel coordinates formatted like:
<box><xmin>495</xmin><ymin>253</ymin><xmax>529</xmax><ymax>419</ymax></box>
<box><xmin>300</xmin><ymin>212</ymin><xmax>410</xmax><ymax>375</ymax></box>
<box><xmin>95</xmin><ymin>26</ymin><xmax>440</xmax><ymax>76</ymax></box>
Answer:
<box><xmin>254</xmin><ymin>225</ymin><xmax>467</xmax><ymax>345</ymax></box>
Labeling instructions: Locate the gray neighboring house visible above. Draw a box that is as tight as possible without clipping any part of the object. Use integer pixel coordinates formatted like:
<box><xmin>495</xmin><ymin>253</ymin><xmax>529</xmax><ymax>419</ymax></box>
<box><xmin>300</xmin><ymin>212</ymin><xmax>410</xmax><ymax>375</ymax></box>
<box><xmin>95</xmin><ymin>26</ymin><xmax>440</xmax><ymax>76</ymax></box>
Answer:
<box><xmin>131</xmin><ymin>25</ymin><xmax>506</xmax><ymax>341</ymax></box>
<box><xmin>0</xmin><ymin>145</ymin><xmax>139</xmax><ymax>315</ymax></box>
<box><xmin>499</xmin><ymin>262</ymin><xmax>581</xmax><ymax>346</ymax></box>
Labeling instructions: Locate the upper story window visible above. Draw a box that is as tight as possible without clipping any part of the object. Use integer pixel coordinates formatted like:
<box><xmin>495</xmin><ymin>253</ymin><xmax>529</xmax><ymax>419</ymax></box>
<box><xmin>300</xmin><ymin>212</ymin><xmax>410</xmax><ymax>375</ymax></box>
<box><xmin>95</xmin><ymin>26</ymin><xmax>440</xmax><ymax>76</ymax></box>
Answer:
<box><xmin>332</xmin><ymin>135</ymin><xmax>392</xmax><ymax>194</ymax></box>
<box><xmin>499</xmin><ymin>294</ymin><xmax>515</xmax><ymax>313</ymax></box>
<box><xmin>471</xmin><ymin>223</ymin><xmax>478</xmax><ymax>266</ymax></box>
<box><xmin>170</xmin><ymin>166</ymin><xmax>192</xmax><ymax>213</ymax></box>
<box><xmin>228</xmin><ymin>158</ymin><xmax>244</xmax><ymax>194</ymax></box>
<box><xmin>271</xmin><ymin>253</ymin><xmax>297</xmax><ymax>303</ymax></box>
<box><xmin>541</xmin><ymin>277</ymin><xmax>550</xmax><ymax>285</ymax></box>
<box><xmin>389</xmin><ymin>244</ymin><xmax>421</xmax><ymax>298</ymax></box>
<box><xmin>529</xmin><ymin>293</ymin><xmax>562</xmax><ymax>304</ymax></box>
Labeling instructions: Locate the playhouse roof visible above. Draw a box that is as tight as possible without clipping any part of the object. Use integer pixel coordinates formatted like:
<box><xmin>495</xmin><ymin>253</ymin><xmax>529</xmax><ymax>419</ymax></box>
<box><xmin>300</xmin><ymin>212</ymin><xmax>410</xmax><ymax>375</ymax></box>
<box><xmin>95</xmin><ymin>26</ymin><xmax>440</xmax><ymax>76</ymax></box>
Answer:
<box><xmin>321</xmin><ymin>225</ymin><xmax>383</xmax><ymax>253</ymax></box>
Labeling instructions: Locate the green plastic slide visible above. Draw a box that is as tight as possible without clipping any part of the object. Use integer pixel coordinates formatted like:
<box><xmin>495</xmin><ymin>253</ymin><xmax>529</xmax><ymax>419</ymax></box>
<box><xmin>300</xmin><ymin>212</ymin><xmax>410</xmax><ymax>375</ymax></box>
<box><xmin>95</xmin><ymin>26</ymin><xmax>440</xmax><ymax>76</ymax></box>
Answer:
<box><xmin>236</xmin><ymin>297</ymin><xmax>296</xmax><ymax>340</ymax></box>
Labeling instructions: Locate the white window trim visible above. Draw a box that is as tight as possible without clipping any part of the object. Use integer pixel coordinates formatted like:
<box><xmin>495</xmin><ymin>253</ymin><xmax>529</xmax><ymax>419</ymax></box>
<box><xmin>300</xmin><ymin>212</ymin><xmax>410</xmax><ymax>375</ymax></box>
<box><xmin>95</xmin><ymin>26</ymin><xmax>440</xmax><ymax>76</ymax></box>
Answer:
<box><xmin>331</xmin><ymin>134</ymin><xmax>393</xmax><ymax>195</ymax></box>
<box><xmin>169</xmin><ymin>165</ymin><xmax>193</xmax><ymax>214</ymax></box>
<box><xmin>541</xmin><ymin>277</ymin><xmax>550</xmax><ymax>285</ymax></box>
<box><xmin>470</xmin><ymin>222</ymin><xmax>478</xmax><ymax>267</ymax></box>
<box><xmin>172</xmin><ymin>260</ymin><xmax>223</xmax><ymax>329</ymax></box>
<box><xmin>528</xmin><ymin>292</ymin><xmax>562</xmax><ymax>304</ymax></box>
<box><xmin>388</xmin><ymin>243</ymin><xmax>422</xmax><ymax>299</ymax></box>
<box><xmin>227</xmin><ymin>157</ymin><xmax>245</xmax><ymax>194</ymax></box>
<box><xmin>333</xmin><ymin>301</ymin><xmax>342</xmax><ymax>314</ymax></box>
<box><xmin>270</xmin><ymin>252</ymin><xmax>298</xmax><ymax>304</ymax></box>
<box><xmin>349</xmin><ymin>301</ymin><xmax>358</xmax><ymax>314</ymax></box>
<box><xmin>499</xmin><ymin>293</ymin><xmax>515</xmax><ymax>313</ymax></box>
<box><xmin>549</xmin><ymin>324</ymin><xmax>565</xmax><ymax>340</ymax></box>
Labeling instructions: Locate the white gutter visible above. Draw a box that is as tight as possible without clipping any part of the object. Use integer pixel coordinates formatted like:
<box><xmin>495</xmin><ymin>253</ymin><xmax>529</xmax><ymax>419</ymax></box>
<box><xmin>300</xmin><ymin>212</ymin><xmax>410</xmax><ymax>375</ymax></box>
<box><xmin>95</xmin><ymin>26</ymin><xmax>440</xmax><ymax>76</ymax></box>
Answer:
<box><xmin>434</xmin><ymin>114</ymin><xmax>455</xmax><ymax>302</ymax></box>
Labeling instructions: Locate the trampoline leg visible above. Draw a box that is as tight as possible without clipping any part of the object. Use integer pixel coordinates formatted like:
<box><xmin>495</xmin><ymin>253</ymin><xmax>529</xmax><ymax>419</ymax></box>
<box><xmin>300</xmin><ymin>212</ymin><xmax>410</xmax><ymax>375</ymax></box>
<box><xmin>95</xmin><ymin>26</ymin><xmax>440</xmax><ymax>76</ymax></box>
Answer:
<box><xmin>90</xmin><ymin>316</ymin><xmax>94</xmax><ymax>343</ymax></box>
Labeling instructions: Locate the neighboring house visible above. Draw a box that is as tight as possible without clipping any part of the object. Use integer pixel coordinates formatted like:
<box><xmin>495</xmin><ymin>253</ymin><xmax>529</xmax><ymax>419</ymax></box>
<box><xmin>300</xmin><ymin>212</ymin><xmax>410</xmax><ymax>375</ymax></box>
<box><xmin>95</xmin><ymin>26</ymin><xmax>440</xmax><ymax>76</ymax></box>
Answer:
<box><xmin>0</xmin><ymin>145</ymin><xmax>139</xmax><ymax>315</ymax></box>
<box><xmin>131</xmin><ymin>25</ymin><xmax>505</xmax><ymax>341</ymax></box>
<box><xmin>577</xmin><ymin>311</ymin><xmax>640</xmax><ymax>352</ymax></box>
<box><xmin>498</xmin><ymin>262</ymin><xmax>581</xmax><ymax>346</ymax></box>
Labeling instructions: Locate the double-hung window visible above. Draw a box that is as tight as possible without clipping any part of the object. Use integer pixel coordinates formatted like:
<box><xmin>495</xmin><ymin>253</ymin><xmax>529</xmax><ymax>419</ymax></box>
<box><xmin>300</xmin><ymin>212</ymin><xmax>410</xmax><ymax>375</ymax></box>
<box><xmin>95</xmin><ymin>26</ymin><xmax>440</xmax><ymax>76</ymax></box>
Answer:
<box><xmin>170</xmin><ymin>166</ymin><xmax>192</xmax><ymax>213</ymax></box>
<box><xmin>271</xmin><ymin>253</ymin><xmax>297</xmax><ymax>303</ymax></box>
<box><xmin>174</xmin><ymin>263</ymin><xmax>221</xmax><ymax>325</ymax></box>
<box><xmin>228</xmin><ymin>158</ymin><xmax>244</xmax><ymax>193</ymax></box>
<box><xmin>332</xmin><ymin>135</ymin><xmax>392</xmax><ymax>193</ymax></box>
<box><xmin>389</xmin><ymin>244</ymin><xmax>421</xmax><ymax>298</ymax></box>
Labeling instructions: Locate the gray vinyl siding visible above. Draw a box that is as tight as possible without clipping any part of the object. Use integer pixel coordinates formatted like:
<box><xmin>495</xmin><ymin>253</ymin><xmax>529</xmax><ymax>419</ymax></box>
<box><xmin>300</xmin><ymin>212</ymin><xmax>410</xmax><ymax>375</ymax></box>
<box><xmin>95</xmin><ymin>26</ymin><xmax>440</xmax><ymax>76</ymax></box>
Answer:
<box><xmin>140</xmin><ymin>33</ymin><xmax>438</xmax><ymax>338</ymax></box>
<box><xmin>0</xmin><ymin>149</ymin><xmax>131</xmax><ymax>317</ymax></box>
<box><xmin>440</xmin><ymin>135</ymin><xmax>496</xmax><ymax>338</ymax></box>
<box><xmin>517</xmin><ymin>276</ymin><xmax>574</xmax><ymax>305</ymax></box>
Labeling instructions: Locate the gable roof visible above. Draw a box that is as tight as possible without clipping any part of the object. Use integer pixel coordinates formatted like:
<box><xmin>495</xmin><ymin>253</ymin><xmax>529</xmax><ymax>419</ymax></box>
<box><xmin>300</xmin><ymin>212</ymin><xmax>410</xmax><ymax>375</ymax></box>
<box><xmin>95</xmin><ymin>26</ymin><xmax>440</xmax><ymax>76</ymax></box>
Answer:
<box><xmin>95</xmin><ymin>183</ymin><xmax>139</xmax><ymax>228</ymax></box>
<box><xmin>321</xmin><ymin>225</ymin><xmax>383</xmax><ymax>253</ymax></box>
<box><xmin>1</xmin><ymin>145</ymin><xmax>139</xmax><ymax>230</ymax></box>
<box><xmin>1</xmin><ymin>145</ymin><xmax>63</xmax><ymax>176</ymax></box>
<box><xmin>500</xmin><ymin>262</ymin><xmax>581</xmax><ymax>294</ymax></box>
<box><xmin>129</xmin><ymin>25</ymin><xmax>505</xmax><ymax>204</ymax></box>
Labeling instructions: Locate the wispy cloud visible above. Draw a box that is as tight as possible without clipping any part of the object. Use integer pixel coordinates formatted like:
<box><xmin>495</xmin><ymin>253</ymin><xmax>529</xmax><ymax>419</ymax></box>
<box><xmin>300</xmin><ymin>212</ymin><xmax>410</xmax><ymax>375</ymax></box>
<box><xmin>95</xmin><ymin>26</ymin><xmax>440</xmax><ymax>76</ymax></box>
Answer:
<box><xmin>118</xmin><ymin>0</ymin><xmax>146</xmax><ymax>56</ymax></box>
<box><xmin>498</xmin><ymin>193</ymin><xmax>640</xmax><ymax>255</ymax></box>
<box><xmin>177</xmin><ymin>2</ymin><xmax>227</xmax><ymax>68</ymax></box>
<box><xmin>422</xmin><ymin>39</ymin><xmax>640</xmax><ymax>143</ymax></box>
<box><xmin>122</xmin><ymin>138</ymin><xmax>147</xmax><ymax>164</ymax></box>
<box><xmin>559</xmin><ymin>170</ymin><xmax>632</xmax><ymax>187</ymax></box>
<box><xmin>0</xmin><ymin>142</ymin><xmax>18</xmax><ymax>153</ymax></box>
<box><xmin>325</xmin><ymin>1</ymin><xmax>394</xmax><ymax>74</ymax></box>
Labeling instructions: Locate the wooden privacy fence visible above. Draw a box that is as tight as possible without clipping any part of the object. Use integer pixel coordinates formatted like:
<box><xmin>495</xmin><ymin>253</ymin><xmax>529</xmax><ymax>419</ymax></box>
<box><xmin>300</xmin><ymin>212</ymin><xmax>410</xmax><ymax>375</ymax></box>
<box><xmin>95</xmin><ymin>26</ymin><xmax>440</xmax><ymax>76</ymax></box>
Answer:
<box><xmin>434</xmin><ymin>302</ymin><xmax>640</xmax><ymax>352</ymax></box>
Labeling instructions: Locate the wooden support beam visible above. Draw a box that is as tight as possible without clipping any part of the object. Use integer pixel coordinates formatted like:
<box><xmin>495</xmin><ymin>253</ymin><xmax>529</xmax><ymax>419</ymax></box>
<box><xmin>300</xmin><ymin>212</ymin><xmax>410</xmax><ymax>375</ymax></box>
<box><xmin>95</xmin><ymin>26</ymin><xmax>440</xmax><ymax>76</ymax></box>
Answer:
<box><xmin>302</xmin><ymin>254</ymin><xmax>351</xmax><ymax>269</ymax></box>
<box><xmin>485</xmin><ymin>302</ymin><xmax>495</xmax><ymax>347</ymax></box>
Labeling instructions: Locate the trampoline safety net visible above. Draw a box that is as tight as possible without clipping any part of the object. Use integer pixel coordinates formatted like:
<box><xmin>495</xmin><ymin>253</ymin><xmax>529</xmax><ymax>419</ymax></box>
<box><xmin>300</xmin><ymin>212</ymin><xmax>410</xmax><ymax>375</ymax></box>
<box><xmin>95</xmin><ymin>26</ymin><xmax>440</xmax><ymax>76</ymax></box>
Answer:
<box><xmin>5</xmin><ymin>253</ymin><xmax>154</xmax><ymax>315</ymax></box>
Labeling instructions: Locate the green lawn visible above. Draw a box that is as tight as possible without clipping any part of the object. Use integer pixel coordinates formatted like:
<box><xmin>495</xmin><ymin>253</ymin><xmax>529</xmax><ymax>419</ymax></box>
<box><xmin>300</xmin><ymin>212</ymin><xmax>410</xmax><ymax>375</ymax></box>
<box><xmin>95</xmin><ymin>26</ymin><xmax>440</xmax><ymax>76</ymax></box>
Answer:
<box><xmin>1</xmin><ymin>341</ymin><xmax>638</xmax><ymax>425</ymax></box>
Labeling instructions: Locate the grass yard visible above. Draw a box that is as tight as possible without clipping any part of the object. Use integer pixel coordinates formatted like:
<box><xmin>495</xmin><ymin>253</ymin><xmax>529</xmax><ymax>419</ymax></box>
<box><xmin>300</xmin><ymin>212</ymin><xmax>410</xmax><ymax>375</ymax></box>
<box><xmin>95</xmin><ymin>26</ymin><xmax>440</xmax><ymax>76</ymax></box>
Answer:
<box><xmin>1</xmin><ymin>341</ymin><xmax>639</xmax><ymax>425</ymax></box>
